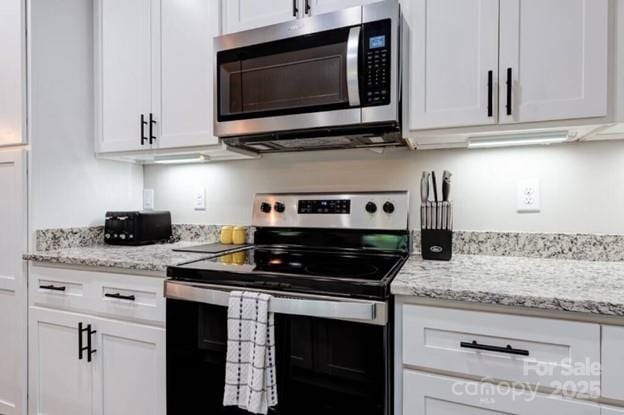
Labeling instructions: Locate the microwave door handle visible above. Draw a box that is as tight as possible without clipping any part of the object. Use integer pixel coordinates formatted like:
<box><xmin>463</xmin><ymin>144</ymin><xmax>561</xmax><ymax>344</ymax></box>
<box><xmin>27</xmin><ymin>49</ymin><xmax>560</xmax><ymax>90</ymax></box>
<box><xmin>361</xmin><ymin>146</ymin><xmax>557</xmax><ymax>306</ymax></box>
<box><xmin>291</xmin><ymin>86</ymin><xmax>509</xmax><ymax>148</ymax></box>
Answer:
<box><xmin>346</xmin><ymin>26</ymin><xmax>361</xmax><ymax>107</ymax></box>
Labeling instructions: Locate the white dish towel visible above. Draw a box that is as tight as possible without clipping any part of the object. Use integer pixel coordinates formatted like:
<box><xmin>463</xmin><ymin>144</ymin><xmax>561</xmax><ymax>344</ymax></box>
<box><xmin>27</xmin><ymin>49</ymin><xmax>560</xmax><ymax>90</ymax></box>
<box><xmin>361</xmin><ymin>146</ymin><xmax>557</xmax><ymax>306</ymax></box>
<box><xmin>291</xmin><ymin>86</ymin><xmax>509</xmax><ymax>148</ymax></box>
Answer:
<box><xmin>223</xmin><ymin>291</ymin><xmax>278</xmax><ymax>414</ymax></box>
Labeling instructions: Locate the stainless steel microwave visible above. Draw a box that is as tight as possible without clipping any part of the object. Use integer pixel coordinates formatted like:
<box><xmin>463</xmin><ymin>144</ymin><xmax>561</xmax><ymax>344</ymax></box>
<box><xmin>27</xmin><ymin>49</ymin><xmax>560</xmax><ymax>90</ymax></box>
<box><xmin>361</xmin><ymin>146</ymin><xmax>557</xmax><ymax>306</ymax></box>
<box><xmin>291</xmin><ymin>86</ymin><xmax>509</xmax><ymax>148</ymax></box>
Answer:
<box><xmin>214</xmin><ymin>1</ymin><xmax>402</xmax><ymax>153</ymax></box>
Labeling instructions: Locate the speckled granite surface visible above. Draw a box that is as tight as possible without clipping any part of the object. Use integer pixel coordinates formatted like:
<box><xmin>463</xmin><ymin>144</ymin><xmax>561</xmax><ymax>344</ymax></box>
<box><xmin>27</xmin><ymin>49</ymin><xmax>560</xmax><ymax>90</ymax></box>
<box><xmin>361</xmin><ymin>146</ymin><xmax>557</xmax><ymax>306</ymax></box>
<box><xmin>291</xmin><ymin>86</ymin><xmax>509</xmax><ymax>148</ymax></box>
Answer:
<box><xmin>35</xmin><ymin>224</ymin><xmax>253</xmax><ymax>251</ymax></box>
<box><xmin>412</xmin><ymin>231</ymin><xmax>624</xmax><ymax>262</ymax></box>
<box><xmin>23</xmin><ymin>241</ymin><xmax>226</xmax><ymax>273</ymax></box>
<box><xmin>392</xmin><ymin>255</ymin><xmax>624</xmax><ymax>316</ymax></box>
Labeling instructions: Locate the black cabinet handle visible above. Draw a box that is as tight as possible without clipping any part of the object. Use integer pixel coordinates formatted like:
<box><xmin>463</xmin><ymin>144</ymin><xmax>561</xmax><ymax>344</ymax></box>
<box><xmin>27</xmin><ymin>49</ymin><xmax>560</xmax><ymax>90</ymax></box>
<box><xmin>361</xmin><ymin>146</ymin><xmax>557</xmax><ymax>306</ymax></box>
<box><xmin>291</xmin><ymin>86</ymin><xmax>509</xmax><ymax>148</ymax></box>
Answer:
<box><xmin>140</xmin><ymin>114</ymin><xmax>148</xmax><ymax>145</ymax></box>
<box><xmin>40</xmin><ymin>284</ymin><xmax>66</xmax><ymax>292</ymax></box>
<box><xmin>149</xmin><ymin>113</ymin><xmax>157</xmax><ymax>145</ymax></box>
<box><xmin>487</xmin><ymin>70</ymin><xmax>493</xmax><ymax>117</ymax></box>
<box><xmin>105</xmin><ymin>292</ymin><xmax>136</xmax><ymax>301</ymax></box>
<box><xmin>460</xmin><ymin>340</ymin><xmax>529</xmax><ymax>356</ymax></box>
<box><xmin>506</xmin><ymin>67</ymin><xmax>512</xmax><ymax>116</ymax></box>
<box><xmin>87</xmin><ymin>325</ymin><xmax>97</xmax><ymax>362</ymax></box>
<box><xmin>293</xmin><ymin>0</ymin><xmax>298</xmax><ymax>16</ymax></box>
<box><xmin>78</xmin><ymin>322</ymin><xmax>88</xmax><ymax>360</ymax></box>
<box><xmin>305</xmin><ymin>0</ymin><xmax>311</xmax><ymax>15</ymax></box>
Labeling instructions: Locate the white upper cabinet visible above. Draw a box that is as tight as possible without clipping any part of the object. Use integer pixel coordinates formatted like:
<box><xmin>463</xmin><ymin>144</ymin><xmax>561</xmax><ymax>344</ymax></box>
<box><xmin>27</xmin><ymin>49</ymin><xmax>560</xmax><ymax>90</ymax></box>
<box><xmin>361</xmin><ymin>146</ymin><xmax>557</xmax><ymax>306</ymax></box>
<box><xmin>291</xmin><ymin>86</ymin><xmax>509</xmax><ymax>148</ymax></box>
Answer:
<box><xmin>156</xmin><ymin>0</ymin><xmax>219</xmax><ymax>149</ymax></box>
<box><xmin>96</xmin><ymin>0</ymin><xmax>153</xmax><ymax>153</ymax></box>
<box><xmin>222</xmin><ymin>0</ymin><xmax>299</xmax><ymax>34</ymax></box>
<box><xmin>96</xmin><ymin>0</ymin><xmax>223</xmax><ymax>155</ymax></box>
<box><xmin>403</xmin><ymin>0</ymin><xmax>609</xmax><ymax>137</ymax></box>
<box><xmin>0</xmin><ymin>150</ymin><xmax>26</xmax><ymax>415</ymax></box>
<box><xmin>405</xmin><ymin>0</ymin><xmax>499</xmax><ymax>130</ymax></box>
<box><xmin>499</xmin><ymin>0</ymin><xmax>608</xmax><ymax>124</ymax></box>
<box><xmin>308</xmin><ymin>0</ymin><xmax>382</xmax><ymax>16</ymax></box>
<box><xmin>0</xmin><ymin>0</ymin><xmax>25</xmax><ymax>146</ymax></box>
<box><xmin>222</xmin><ymin>0</ymin><xmax>383</xmax><ymax>34</ymax></box>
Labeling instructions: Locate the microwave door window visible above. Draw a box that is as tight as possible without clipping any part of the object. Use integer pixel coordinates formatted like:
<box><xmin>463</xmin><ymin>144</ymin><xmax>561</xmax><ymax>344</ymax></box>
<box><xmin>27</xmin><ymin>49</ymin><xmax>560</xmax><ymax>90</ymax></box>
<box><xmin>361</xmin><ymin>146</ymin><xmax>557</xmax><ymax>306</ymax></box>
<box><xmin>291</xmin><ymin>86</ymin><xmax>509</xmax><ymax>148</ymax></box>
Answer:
<box><xmin>218</xmin><ymin>28</ymin><xmax>354</xmax><ymax>121</ymax></box>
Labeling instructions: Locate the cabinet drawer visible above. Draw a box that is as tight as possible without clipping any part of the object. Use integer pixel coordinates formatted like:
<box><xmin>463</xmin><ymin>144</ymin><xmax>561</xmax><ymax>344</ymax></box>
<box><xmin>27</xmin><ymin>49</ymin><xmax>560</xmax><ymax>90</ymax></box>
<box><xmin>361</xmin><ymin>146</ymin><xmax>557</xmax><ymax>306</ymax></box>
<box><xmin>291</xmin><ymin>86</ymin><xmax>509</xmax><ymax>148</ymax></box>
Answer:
<box><xmin>30</xmin><ymin>265</ymin><xmax>165</xmax><ymax>325</ymax></box>
<box><xmin>402</xmin><ymin>305</ymin><xmax>600</xmax><ymax>394</ymax></box>
<box><xmin>602</xmin><ymin>326</ymin><xmax>624</xmax><ymax>401</ymax></box>
<box><xmin>30</xmin><ymin>269</ymin><xmax>90</xmax><ymax>311</ymax></box>
<box><xmin>403</xmin><ymin>370</ymin><xmax>600</xmax><ymax>415</ymax></box>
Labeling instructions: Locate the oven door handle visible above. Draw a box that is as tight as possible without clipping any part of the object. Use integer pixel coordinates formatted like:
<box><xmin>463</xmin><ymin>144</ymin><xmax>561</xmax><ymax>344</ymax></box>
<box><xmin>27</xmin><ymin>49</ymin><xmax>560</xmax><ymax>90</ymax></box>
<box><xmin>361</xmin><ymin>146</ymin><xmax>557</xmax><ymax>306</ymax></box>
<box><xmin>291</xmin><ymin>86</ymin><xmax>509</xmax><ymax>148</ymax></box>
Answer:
<box><xmin>164</xmin><ymin>281</ymin><xmax>387</xmax><ymax>325</ymax></box>
<box><xmin>346</xmin><ymin>26</ymin><xmax>361</xmax><ymax>107</ymax></box>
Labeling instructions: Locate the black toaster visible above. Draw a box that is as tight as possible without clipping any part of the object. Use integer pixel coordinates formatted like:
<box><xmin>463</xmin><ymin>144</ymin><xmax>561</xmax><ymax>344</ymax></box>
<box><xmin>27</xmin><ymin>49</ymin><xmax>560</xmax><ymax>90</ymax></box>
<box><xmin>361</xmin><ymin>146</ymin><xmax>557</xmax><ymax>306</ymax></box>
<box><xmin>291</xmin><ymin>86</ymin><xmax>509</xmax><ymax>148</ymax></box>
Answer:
<box><xmin>104</xmin><ymin>211</ymin><xmax>172</xmax><ymax>245</ymax></box>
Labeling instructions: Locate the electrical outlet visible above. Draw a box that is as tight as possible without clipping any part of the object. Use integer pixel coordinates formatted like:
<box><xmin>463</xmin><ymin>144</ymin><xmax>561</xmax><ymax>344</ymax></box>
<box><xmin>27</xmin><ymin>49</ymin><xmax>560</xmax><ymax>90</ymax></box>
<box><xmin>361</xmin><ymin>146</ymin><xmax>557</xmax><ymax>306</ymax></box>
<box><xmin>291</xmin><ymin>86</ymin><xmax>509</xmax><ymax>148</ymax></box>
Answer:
<box><xmin>143</xmin><ymin>189</ymin><xmax>155</xmax><ymax>210</ymax></box>
<box><xmin>194</xmin><ymin>188</ymin><xmax>206</xmax><ymax>210</ymax></box>
<box><xmin>517</xmin><ymin>179</ymin><xmax>540</xmax><ymax>212</ymax></box>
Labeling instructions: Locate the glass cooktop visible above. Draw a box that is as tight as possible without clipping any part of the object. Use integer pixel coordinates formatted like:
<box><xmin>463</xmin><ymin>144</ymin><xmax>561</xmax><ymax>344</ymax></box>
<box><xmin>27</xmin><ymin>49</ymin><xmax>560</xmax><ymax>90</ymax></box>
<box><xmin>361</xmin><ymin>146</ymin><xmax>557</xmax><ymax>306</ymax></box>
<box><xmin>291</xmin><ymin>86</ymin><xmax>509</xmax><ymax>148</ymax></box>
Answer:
<box><xmin>167</xmin><ymin>247</ymin><xmax>407</xmax><ymax>300</ymax></box>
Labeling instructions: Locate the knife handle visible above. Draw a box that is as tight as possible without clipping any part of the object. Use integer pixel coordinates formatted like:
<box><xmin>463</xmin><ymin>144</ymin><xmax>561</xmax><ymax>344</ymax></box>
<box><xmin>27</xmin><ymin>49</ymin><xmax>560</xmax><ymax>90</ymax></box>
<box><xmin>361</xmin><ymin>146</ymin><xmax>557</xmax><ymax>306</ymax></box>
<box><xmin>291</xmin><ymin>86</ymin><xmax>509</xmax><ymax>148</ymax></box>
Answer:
<box><xmin>431</xmin><ymin>172</ymin><xmax>439</xmax><ymax>203</ymax></box>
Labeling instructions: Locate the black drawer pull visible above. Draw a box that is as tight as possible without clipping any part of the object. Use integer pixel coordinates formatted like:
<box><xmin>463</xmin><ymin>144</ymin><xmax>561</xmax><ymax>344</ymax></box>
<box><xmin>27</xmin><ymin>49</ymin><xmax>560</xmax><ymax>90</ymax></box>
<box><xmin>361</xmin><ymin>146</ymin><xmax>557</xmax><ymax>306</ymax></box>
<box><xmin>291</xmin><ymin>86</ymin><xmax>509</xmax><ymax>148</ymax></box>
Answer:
<box><xmin>460</xmin><ymin>340</ymin><xmax>529</xmax><ymax>356</ymax></box>
<box><xmin>40</xmin><ymin>284</ymin><xmax>66</xmax><ymax>292</ymax></box>
<box><xmin>149</xmin><ymin>113</ymin><xmax>157</xmax><ymax>144</ymax></box>
<box><xmin>105</xmin><ymin>292</ymin><xmax>136</xmax><ymax>301</ymax></box>
<box><xmin>140</xmin><ymin>114</ymin><xmax>148</xmax><ymax>145</ymax></box>
<box><xmin>78</xmin><ymin>322</ymin><xmax>88</xmax><ymax>360</ymax></box>
<box><xmin>292</xmin><ymin>0</ymin><xmax>298</xmax><ymax>16</ymax></box>
<box><xmin>87</xmin><ymin>324</ymin><xmax>97</xmax><ymax>362</ymax></box>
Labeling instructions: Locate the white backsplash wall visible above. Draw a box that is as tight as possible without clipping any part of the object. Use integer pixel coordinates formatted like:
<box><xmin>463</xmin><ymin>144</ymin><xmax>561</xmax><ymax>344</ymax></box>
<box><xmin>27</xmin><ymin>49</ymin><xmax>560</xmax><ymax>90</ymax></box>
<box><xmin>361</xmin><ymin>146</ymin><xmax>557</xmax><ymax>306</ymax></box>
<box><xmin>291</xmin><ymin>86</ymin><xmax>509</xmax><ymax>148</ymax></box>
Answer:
<box><xmin>144</xmin><ymin>140</ymin><xmax>624</xmax><ymax>234</ymax></box>
<box><xmin>29</xmin><ymin>0</ymin><xmax>143</xmax><ymax>231</ymax></box>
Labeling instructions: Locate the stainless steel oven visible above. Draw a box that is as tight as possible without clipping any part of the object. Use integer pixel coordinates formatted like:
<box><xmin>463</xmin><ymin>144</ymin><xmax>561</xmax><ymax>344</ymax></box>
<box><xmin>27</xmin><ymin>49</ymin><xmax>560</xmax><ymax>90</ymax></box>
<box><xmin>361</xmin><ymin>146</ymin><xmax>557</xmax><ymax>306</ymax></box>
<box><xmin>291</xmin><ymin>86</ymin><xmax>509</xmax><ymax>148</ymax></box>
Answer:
<box><xmin>214</xmin><ymin>1</ymin><xmax>402</xmax><ymax>153</ymax></box>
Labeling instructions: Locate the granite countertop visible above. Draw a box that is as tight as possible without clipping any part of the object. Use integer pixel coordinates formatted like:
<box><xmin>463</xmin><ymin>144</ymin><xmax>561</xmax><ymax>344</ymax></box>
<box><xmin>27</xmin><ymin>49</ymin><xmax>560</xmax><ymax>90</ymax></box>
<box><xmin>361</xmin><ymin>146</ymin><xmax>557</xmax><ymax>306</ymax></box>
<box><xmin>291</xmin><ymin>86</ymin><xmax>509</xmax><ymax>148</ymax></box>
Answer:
<box><xmin>24</xmin><ymin>242</ymin><xmax>221</xmax><ymax>274</ymax></box>
<box><xmin>392</xmin><ymin>255</ymin><xmax>624</xmax><ymax>317</ymax></box>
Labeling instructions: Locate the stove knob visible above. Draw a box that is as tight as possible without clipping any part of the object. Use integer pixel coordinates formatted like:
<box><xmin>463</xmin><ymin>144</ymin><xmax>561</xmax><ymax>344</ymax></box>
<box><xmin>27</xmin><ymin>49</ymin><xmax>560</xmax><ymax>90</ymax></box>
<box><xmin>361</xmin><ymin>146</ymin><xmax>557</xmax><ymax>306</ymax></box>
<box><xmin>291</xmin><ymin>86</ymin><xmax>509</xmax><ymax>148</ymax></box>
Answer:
<box><xmin>119</xmin><ymin>233</ymin><xmax>127</xmax><ymax>240</ymax></box>
<box><xmin>274</xmin><ymin>202</ymin><xmax>285</xmax><ymax>213</ymax></box>
<box><xmin>104</xmin><ymin>233</ymin><xmax>111</xmax><ymax>240</ymax></box>
<box><xmin>365</xmin><ymin>201</ymin><xmax>377</xmax><ymax>214</ymax></box>
<box><xmin>260</xmin><ymin>202</ymin><xmax>272</xmax><ymax>213</ymax></box>
<box><xmin>383</xmin><ymin>201</ymin><xmax>395</xmax><ymax>214</ymax></box>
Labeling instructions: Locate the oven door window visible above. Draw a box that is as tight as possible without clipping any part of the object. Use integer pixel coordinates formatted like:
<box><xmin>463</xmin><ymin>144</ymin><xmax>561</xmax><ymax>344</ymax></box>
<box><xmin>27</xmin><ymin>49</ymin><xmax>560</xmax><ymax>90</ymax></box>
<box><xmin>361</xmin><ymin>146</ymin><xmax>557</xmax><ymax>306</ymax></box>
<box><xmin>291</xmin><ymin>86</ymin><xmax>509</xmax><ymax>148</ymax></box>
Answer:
<box><xmin>167</xmin><ymin>300</ymin><xmax>388</xmax><ymax>415</ymax></box>
<box><xmin>217</xmin><ymin>27</ymin><xmax>357</xmax><ymax>122</ymax></box>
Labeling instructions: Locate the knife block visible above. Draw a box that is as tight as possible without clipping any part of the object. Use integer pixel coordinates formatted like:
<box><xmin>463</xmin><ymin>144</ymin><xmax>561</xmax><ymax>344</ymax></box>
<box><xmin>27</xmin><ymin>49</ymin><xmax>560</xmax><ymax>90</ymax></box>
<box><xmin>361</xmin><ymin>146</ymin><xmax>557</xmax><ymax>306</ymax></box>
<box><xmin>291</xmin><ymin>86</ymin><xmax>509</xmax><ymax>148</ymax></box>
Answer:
<box><xmin>421</xmin><ymin>229</ymin><xmax>453</xmax><ymax>261</ymax></box>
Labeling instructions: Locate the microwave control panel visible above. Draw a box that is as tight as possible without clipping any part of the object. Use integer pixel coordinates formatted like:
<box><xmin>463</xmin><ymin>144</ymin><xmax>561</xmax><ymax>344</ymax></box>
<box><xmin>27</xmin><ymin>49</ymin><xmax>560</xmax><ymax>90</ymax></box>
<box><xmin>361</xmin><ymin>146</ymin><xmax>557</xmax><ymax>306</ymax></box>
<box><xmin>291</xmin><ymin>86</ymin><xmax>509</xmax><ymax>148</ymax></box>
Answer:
<box><xmin>362</xmin><ymin>19</ymin><xmax>391</xmax><ymax>107</ymax></box>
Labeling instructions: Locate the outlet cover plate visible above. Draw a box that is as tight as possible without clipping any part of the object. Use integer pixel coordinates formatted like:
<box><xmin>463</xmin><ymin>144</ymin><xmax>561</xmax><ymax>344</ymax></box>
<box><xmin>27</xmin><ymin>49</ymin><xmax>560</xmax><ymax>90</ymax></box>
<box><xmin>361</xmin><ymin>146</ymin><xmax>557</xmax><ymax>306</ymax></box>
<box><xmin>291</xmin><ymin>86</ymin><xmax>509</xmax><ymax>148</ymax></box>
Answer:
<box><xmin>517</xmin><ymin>178</ymin><xmax>540</xmax><ymax>213</ymax></box>
<box><xmin>143</xmin><ymin>189</ymin><xmax>155</xmax><ymax>210</ymax></box>
<box><xmin>194</xmin><ymin>188</ymin><xmax>206</xmax><ymax>210</ymax></box>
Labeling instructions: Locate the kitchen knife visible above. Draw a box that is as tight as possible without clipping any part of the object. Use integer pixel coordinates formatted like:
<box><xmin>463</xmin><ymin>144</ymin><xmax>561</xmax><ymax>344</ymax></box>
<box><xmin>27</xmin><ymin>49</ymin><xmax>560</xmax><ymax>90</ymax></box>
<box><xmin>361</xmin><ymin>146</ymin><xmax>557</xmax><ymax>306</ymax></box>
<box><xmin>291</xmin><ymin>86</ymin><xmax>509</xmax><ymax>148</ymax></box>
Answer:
<box><xmin>426</xmin><ymin>202</ymin><xmax>432</xmax><ymax>229</ymax></box>
<box><xmin>431</xmin><ymin>171</ymin><xmax>439</xmax><ymax>203</ymax></box>
<box><xmin>436</xmin><ymin>202</ymin><xmax>442</xmax><ymax>229</ymax></box>
<box><xmin>442</xmin><ymin>170</ymin><xmax>452</xmax><ymax>202</ymax></box>
<box><xmin>442</xmin><ymin>202</ymin><xmax>448</xmax><ymax>230</ymax></box>
<box><xmin>420</xmin><ymin>171</ymin><xmax>429</xmax><ymax>204</ymax></box>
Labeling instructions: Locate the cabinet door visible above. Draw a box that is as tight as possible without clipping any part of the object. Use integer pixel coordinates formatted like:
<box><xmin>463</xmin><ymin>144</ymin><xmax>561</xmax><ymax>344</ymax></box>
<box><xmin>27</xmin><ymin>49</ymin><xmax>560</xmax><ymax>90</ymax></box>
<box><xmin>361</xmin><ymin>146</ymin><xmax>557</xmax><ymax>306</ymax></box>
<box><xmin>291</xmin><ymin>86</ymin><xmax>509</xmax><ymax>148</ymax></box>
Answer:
<box><xmin>405</xmin><ymin>0</ymin><xmax>499</xmax><ymax>130</ymax></box>
<box><xmin>0</xmin><ymin>151</ymin><xmax>26</xmax><ymax>415</ymax></box>
<box><xmin>222</xmin><ymin>0</ymin><xmax>300</xmax><ymax>34</ymax></box>
<box><xmin>29</xmin><ymin>308</ymin><xmax>96</xmax><ymax>415</ymax></box>
<box><xmin>602</xmin><ymin>326</ymin><xmax>624</xmax><ymax>401</ymax></box>
<box><xmin>308</xmin><ymin>0</ymin><xmax>381</xmax><ymax>16</ymax></box>
<box><xmin>155</xmin><ymin>0</ymin><xmax>219</xmax><ymax>149</ymax></box>
<box><xmin>95</xmin><ymin>0</ymin><xmax>153</xmax><ymax>153</ymax></box>
<box><xmin>93</xmin><ymin>317</ymin><xmax>165</xmax><ymax>415</ymax></box>
<box><xmin>403</xmin><ymin>371</ymin><xmax>600</xmax><ymax>415</ymax></box>
<box><xmin>0</xmin><ymin>0</ymin><xmax>25</xmax><ymax>146</ymax></box>
<box><xmin>499</xmin><ymin>0</ymin><xmax>608</xmax><ymax>124</ymax></box>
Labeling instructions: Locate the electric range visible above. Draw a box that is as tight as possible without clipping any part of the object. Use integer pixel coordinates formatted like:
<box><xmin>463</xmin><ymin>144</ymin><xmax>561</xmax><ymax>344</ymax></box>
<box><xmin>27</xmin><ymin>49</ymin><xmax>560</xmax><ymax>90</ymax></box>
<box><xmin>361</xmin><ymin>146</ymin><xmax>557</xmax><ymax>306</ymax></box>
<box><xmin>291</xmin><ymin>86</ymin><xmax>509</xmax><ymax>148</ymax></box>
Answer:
<box><xmin>165</xmin><ymin>192</ymin><xmax>410</xmax><ymax>415</ymax></box>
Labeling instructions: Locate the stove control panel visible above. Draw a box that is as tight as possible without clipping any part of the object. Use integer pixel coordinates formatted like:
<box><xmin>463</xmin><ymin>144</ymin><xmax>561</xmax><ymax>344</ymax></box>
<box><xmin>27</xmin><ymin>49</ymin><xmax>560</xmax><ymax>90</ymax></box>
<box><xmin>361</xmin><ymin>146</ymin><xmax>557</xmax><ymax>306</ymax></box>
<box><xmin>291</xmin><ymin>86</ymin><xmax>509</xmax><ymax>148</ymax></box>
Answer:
<box><xmin>253</xmin><ymin>192</ymin><xmax>409</xmax><ymax>230</ymax></box>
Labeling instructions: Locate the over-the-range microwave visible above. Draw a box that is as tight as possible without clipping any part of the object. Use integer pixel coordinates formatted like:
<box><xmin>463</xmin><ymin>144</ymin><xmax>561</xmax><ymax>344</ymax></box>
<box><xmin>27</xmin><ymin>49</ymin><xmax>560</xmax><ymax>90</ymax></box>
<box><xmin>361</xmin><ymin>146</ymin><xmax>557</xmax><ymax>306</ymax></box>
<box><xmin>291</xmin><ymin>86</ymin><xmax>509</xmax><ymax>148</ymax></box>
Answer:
<box><xmin>214</xmin><ymin>1</ymin><xmax>402</xmax><ymax>154</ymax></box>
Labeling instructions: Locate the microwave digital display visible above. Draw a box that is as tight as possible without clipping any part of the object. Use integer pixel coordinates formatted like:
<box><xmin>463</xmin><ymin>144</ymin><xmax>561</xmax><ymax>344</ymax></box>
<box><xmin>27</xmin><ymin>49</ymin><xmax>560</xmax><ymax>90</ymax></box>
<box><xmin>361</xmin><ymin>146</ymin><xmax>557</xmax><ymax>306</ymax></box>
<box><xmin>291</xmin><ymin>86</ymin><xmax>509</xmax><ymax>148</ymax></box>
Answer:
<box><xmin>298</xmin><ymin>200</ymin><xmax>351</xmax><ymax>214</ymax></box>
<box><xmin>369</xmin><ymin>35</ymin><xmax>386</xmax><ymax>49</ymax></box>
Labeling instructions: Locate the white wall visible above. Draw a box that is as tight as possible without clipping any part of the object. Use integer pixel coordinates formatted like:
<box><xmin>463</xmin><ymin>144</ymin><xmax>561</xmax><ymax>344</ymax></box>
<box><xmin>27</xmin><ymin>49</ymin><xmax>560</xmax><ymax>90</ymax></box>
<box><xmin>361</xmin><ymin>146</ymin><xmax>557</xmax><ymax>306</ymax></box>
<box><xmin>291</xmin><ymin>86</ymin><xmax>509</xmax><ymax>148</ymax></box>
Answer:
<box><xmin>144</xmin><ymin>140</ymin><xmax>624</xmax><ymax>234</ymax></box>
<box><xmin>29</xmin><ymin>0</ymin><xmax>143</xmax><ymax>231</ymax></box>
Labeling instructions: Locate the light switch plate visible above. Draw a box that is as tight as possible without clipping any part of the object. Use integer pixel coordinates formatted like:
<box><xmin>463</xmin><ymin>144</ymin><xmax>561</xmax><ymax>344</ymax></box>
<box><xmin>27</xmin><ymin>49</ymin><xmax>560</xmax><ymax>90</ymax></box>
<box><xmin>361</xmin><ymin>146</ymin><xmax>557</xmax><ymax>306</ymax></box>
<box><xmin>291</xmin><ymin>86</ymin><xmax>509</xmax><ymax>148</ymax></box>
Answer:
<box><xmin>517</xmin><ymin>179</ymin><xmax>540</xmax><ymax>212</ymax></box>
<box><xmin>194</xmin><ymin>188</ymin><xmax>206</xmax><ymax>210</ymax></box>
<box><xmin>143</xmin><ymin>189</ymin><xmax>155</xmax><ymax>210</ymax></box>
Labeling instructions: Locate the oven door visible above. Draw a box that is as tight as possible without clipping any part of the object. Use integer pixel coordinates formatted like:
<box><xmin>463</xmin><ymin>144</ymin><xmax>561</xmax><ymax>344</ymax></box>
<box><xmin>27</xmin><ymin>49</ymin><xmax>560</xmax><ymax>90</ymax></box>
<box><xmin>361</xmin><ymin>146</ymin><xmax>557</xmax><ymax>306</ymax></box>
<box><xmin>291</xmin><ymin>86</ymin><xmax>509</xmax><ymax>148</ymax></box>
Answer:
<box><xmin>165</xmin><ymin>281</ymin><xmax>392</xmax><ymax>415</ymax></box>
<box><xmin>214</xmin><ymin>11</ymin><xmax>364</xmax><ymax>138</ymax></box>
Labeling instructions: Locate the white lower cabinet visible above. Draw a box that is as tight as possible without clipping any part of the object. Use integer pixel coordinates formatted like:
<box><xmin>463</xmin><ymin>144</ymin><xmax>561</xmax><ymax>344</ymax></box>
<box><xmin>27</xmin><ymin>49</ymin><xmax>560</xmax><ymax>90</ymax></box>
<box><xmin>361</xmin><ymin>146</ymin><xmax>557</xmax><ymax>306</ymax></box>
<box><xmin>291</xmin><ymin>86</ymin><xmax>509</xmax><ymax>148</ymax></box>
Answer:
<box><xmin>29</xmin><ymin>308</ymin><xmax>96</xmax><ymax>415</ymax></box>
<box><xmin>602</xmin><ymin>326</ymin><xmax>624</xmax><ymax>401</ymax></box>
<box><xmin>28</xmin><ymin>268</ymin><xmax>166</xmax><ymax>415</ymax></box>
<box><xmin>95</xmin><ymin>316</ymin><xmax>165</xmax><ymax>415</ymax></box>
<box><xmin>403</xmin><ymin>371</ymin><xmax>600</xmax><ymax>415</ymax></box>
<box><xmin>604</xmin><ymin>407</ymin><xmax>624</xmax><ymax>415</ymax></box>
